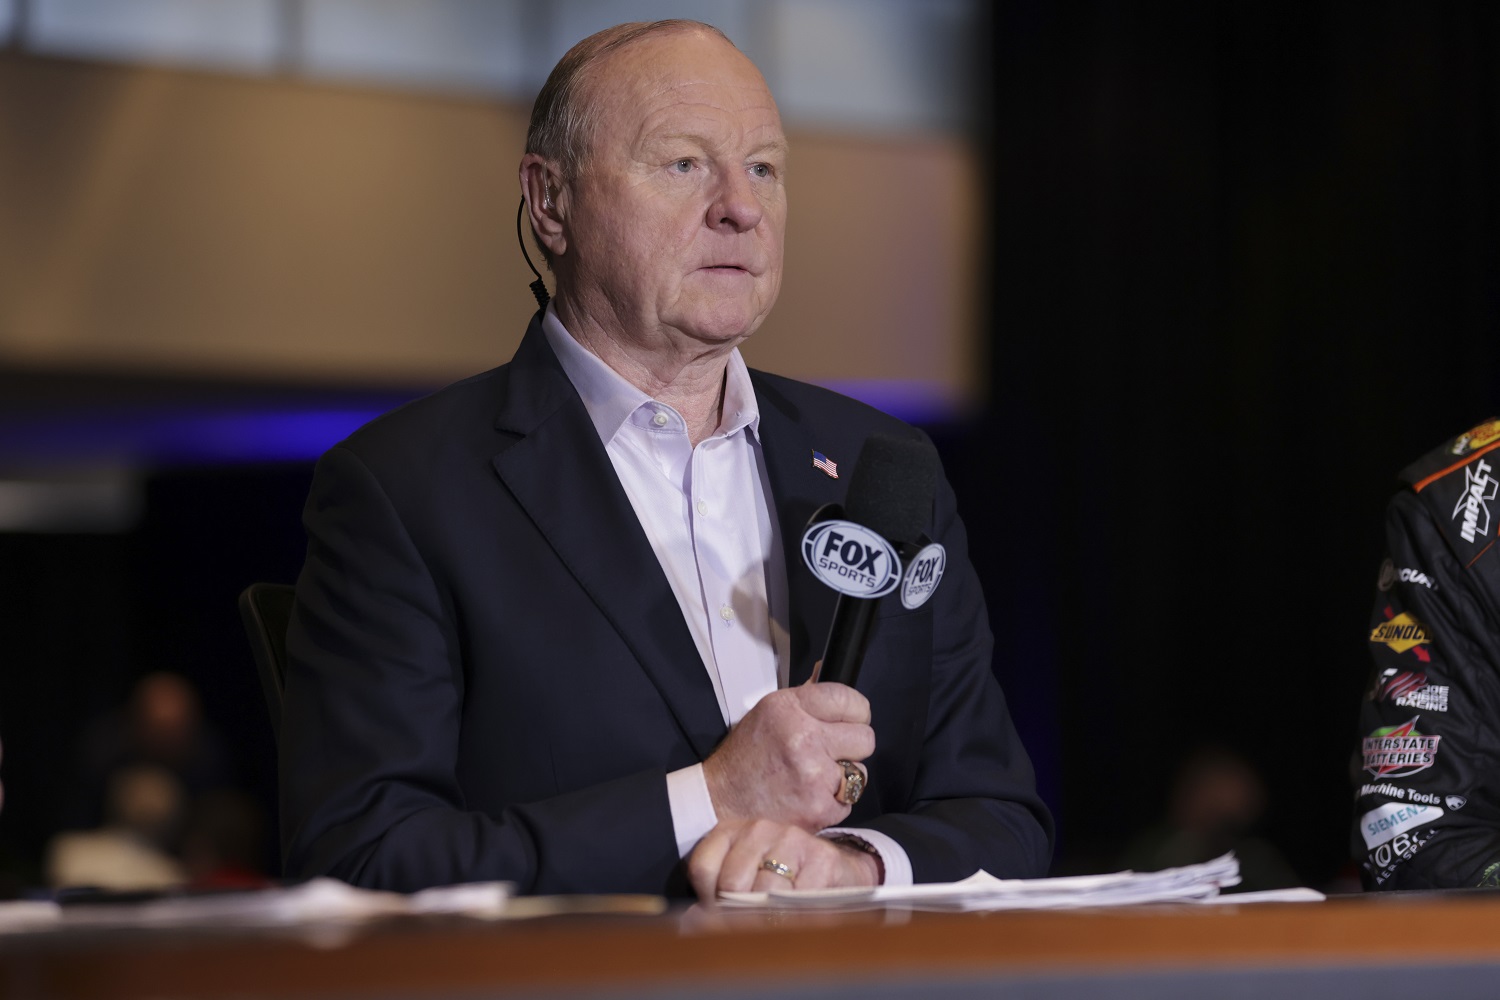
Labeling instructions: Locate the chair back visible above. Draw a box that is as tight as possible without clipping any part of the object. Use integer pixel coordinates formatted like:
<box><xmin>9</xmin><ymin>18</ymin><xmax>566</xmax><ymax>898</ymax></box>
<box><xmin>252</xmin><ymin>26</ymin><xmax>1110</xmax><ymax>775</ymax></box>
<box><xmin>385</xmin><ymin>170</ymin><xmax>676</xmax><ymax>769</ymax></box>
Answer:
<box><xmin>237</xmin><ymin>582</ymin><xmax>296</xmax><ymax>741</ymax></box>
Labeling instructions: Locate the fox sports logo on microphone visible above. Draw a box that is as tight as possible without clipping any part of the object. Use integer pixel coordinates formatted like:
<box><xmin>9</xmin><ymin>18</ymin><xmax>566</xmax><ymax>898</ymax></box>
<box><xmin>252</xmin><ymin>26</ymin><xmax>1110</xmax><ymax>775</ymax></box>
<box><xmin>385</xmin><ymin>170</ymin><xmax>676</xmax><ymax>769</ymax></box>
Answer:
<box><xmin>801</xmin><ymin>520</ymin><xmax>902</xmax><ymax>598</ymax></box>
<box><xmin>900</xmin><ymin>543</ymin><xmax>946</xmax><ymax>610</ymax></box>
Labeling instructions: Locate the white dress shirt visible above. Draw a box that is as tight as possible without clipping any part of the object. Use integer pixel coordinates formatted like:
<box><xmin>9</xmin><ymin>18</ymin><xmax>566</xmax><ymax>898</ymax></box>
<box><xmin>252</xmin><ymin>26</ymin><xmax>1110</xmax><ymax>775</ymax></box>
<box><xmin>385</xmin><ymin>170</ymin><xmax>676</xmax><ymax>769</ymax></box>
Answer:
<box><xmin>544</xmin><ymin>308</ymin><xmax>911</xmax><ymax>886</ymax></box>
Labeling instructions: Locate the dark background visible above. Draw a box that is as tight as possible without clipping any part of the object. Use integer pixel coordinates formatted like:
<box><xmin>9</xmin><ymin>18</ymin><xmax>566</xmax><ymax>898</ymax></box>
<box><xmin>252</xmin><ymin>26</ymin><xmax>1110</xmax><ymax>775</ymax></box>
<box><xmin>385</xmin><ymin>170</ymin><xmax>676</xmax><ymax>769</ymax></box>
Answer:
<box><xmin>2</xmin><ymin>1</ymin><xmax>1498</xmax><ymax>891</ymax></box>
<box><xmin>976</xmin><ymin>0</ymin><xmax>1500</xmax><ymax>883</ymax></box>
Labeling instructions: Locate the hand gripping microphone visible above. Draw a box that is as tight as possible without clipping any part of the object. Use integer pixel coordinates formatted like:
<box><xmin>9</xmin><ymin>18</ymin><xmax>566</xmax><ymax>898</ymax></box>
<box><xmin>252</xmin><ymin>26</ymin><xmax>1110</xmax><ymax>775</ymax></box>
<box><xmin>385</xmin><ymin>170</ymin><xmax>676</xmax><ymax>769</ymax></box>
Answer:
<box><xmin>805</xmin><ymin>433</ymin><xmax>943</xmax><ymax>688</ymax></box>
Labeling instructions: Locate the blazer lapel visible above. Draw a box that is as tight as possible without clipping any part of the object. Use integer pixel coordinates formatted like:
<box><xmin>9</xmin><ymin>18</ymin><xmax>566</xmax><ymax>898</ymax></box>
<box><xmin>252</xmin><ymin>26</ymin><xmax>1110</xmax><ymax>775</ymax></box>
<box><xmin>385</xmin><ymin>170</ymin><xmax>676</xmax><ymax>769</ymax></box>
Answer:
<box><xmin>489</xmin><ymin>320</ymin><xmax>727</xmax><ymax>759</ymax></box>
<box><xmin>751</xmin><ymin>373</ymin><xmax>847</xmax><ymax>687</ymax></box>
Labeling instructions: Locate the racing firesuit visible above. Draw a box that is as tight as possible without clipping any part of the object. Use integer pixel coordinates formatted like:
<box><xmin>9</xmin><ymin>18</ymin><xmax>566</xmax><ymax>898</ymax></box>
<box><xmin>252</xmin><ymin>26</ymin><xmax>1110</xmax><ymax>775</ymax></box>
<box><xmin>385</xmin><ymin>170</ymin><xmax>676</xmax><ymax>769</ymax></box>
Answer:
<box><xmin>1354</xmin><ymin>418</ymin><xmax>1500</xmax><ymax>889</ymax></box>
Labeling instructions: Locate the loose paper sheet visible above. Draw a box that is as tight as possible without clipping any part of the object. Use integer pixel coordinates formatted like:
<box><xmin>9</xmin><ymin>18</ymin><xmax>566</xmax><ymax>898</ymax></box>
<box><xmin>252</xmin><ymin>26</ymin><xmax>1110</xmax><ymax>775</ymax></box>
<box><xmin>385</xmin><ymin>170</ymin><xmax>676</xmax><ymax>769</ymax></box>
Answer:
<box><xmin>718</xmin><ymin>853</ymin><xmax>1324</xmax><ymax>910</ymax></box>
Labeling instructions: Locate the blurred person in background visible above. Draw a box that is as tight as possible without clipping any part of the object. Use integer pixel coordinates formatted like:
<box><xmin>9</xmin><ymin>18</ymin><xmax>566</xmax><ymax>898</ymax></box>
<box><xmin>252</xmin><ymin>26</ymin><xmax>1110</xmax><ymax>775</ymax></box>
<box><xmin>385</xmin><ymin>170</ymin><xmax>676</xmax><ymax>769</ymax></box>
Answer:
<box><xmin>66</xmin><ymin>671</ymin><xmax>231</xmax><ymax>833</ymax></box>
<box><xmin>1122</xmin><ymin>745</ymin><xmax>1297</xmax><ymax>892</ymax></box>
<box><xmin>51</xmin><ymin>671</ymin><xmax>267</xmax><ymax>890</ymax></box>
<box><xmin>179</xmin><ymin>788</ymin><xmax>271</xmax><ymax>890</ymax></box>
<box><xmin>46</xmin><ymin>764</ymin><xmax>186</xmax><ymax>891</ymax></box>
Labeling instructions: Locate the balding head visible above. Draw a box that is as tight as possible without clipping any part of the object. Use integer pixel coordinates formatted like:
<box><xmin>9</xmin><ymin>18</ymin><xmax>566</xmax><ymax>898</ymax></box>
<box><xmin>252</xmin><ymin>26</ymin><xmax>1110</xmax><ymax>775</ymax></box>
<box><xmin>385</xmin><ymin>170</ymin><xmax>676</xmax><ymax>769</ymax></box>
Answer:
<box><xmin>526</xmin><ymin>20</ymin><xmax>734</xmax><ymax>184</ymax></box>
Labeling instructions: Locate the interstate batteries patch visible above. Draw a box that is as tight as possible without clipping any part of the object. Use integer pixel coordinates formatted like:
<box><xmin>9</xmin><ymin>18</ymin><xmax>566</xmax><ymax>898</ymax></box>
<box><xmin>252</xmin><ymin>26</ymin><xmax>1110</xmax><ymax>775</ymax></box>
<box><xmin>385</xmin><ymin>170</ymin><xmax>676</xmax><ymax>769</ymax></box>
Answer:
<box><xmin>1362</xmin><ymin>718</ymin><xmax>1441</xmax><ymax>779</ymax></box>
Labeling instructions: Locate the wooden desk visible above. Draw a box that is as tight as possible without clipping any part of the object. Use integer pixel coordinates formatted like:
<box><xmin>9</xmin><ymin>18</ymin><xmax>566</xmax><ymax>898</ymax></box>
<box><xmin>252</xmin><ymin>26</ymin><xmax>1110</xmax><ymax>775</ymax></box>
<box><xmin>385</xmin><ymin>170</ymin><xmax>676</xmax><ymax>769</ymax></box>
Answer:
<box><xmin>6</xmin><ymin>892</ymin><xmax>1500</xmax><ymax>999</ymax></box>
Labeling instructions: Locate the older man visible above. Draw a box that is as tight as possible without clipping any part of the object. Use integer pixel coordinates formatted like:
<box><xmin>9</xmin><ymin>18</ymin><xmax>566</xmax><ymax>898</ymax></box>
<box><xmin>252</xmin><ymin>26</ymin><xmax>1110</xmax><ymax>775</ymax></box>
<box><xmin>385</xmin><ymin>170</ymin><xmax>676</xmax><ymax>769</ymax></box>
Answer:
<box><xmin>280</xmin><ymin>20</ymin><xmax>1051</xmax><ymax>899</ymax></box>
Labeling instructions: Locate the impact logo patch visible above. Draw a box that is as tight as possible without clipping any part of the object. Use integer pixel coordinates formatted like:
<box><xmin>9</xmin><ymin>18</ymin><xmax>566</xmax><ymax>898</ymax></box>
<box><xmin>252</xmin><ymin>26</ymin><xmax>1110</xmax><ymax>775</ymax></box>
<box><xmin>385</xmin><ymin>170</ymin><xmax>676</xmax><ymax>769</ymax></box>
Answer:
<box><xmin>801</xmin><ymin>520</ymin><xmax>901</xmax><ymax>598</ymax></box>
<box><xmin>900</xmin><ymin>543</ymin><xmax>946</xmax><ymax>610</ymax></box>
<box><xmin>1369</xmin><ymin>610</ymin><xmax>1432</xmax><ymax>662</ymax></box>
<box><xmin>1450</xmin><ymin>420</ymin><xmax>1500</xmax><ymax>457</ymax></box>
<box><xmin>1362</xmin><ymin>717</ymin><xmax>1442</xmax><ymax>779</ymax></box>
<box><xmin>1452</xmin><ymin>458</ymin><xmax>1497</xmax><ymax>545</ymax></box>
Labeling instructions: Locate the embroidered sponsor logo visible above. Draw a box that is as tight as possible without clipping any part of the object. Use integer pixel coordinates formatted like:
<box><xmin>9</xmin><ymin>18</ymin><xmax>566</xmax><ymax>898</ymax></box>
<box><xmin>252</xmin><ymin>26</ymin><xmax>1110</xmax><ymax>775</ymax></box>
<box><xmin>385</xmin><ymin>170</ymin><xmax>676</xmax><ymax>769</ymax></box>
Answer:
<box><xmin>1358</xmin><ymin>783</ymin><xmax>1445</xmax><ymax>806</ymax></box>
<box><xmin>1371</xmin><ymin>668</ymin><xmax>1449</xmax><ymax>712</ymax></box>
<box><xmin>899</xmin><ymin>543</ymin><xmax>946</xmax><ymax>610</ymax></box>
<box><xmin>1360</xmin><ymin>801</ymin><xmax>1444</xmax><ymax>850</ymax></box>
<box><xmin>1452</xmin><ymin>459</ymin><xmax>1496</xmax><ymax>545</ymax></box>
<box><xmin>1369</xmin><ymin>610</ymin><xmax>1432</xmax><ymax>662</ymax></box>
<box><xmin>1376</xmin><ymin>558</ymin><xmax>1438</xmax><ymax>592</ymax></box>
<box><xmin>1368</xmin><ymin>826</ymin><xmax>1439</xmax><ymax>885</ymax></box>
<box><xmin>1450</xmin><ymin>420</ymin><xmax>1500</xmax><ymax>456</ymax></box>
<box><xmin>1362</xmin><ymin>718</ymin><xmax>1441</xmax><ymax>778</ymax></box>
<box><xmin>800</xmin><ymin>520</ymin><xmax>901</xmax><ymax>598</ymax></box>
<box><xmin>1446</xmin><ymin>795</ymin><xmax>1468</xmax><ymax>811</ymax></box>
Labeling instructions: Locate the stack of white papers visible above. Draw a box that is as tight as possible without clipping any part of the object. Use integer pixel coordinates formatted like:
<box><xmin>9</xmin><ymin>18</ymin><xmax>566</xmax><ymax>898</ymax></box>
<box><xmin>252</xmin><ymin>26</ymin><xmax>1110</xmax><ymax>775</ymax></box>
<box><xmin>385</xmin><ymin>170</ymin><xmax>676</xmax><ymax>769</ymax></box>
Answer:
<box><xmin>719</xmin><ymin>852</ymin><xmax>1324</xmax><ymax>910</ymax></box>
<box><xmin>0</xmin><ymin>880</ymin><xmax>675</xmax><ymax>936</ymax></box>
<box><xmin>0</xmin><ymin>878</ymin><xmax>514</xmax><ymax>934</ymax></box>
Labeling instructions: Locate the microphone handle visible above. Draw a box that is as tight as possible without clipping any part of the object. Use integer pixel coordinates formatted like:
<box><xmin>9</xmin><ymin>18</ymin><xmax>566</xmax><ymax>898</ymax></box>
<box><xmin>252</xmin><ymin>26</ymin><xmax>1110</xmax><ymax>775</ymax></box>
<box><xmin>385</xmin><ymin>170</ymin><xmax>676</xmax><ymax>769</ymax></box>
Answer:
<box><xmin>818</xmin><ymin>594</ymin><xmax>880</xmax><ymax>687</ymax></box>
<box><xmin>815</xmin><ymin>537</ymin><xmax>929</xmax><ymax>687</ymax></box>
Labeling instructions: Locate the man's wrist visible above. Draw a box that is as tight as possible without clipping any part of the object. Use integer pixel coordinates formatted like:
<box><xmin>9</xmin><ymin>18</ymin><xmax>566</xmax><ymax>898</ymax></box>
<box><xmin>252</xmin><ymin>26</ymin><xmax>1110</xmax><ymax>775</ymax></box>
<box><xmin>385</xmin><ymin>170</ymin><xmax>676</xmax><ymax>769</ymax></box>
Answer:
<box><xmin>700</xmin><ymin>752</ymin><xmax>743</xmax><ymax>824</ymax></box>
<box><xmin>666</xmin><ymin>764</ymin><xmax>718</xmax><ymax>859</ymax></box>
<box><xmin>821</xmin><ymin>827</ymin><xmax>911</xmax><ymax>886</ymax></box>
<box><xmin>826</xmin><ymin>833</ymin><xmax>884</xmax><ymax>884</ymax></box>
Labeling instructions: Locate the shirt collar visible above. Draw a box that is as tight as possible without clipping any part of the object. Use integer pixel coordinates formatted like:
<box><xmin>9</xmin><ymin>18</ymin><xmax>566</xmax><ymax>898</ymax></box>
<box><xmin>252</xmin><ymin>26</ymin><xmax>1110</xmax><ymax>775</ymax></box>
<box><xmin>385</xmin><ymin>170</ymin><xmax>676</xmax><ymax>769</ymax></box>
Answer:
<box><xmin>543</xmin><ymin>305</ymin><xmax>761</xmax><ymax>445</ymax></box>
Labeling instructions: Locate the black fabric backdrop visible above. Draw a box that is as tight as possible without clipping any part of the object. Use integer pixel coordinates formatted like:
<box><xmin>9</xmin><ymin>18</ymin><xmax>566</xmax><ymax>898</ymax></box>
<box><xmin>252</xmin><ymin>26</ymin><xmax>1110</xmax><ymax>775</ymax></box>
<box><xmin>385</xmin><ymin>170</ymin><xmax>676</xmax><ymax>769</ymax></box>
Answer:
<box><xmin>971</xmin><ymin>1</ymin><xmax>1500</xmax><ymax>882</ymax></box>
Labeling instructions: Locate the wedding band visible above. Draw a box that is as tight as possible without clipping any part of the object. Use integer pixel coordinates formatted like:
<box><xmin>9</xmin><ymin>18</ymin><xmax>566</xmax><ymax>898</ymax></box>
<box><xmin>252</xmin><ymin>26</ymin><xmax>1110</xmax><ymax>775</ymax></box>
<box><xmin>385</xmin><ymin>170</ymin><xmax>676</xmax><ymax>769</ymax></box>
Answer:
<box><xmin>836</xmin><ymin>759</ymin><xmax>865</xmax><ymax>806</ymax></box>
<box><xmin>761</xmin><ymin>858</ymin><xmax>794</xmax><ymax>879</ymax></box>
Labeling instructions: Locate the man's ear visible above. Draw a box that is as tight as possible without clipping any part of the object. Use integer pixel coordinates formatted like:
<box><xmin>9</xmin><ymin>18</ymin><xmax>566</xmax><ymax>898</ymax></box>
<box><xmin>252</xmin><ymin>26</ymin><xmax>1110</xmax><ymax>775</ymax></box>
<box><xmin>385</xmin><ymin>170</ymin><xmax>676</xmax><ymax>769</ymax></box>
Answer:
<box><xmin>519</xmin><ymin>154</ymin><xmax>567</xmax><ymax>259</ymax></box>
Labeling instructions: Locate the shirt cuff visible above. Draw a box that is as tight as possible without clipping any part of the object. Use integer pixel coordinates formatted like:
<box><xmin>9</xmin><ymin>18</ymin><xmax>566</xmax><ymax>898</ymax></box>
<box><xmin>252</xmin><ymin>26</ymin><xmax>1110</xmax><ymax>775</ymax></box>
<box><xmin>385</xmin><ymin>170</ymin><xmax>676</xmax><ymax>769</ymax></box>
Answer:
<box><xmin>820</xmin><ymin>827</ymin><xmax>912</xmax><ymax>887</ymax></box>
<box><xmin>666</xmin><ymin>764</ymin><xmax>718</xmax><ymax>859</ymax></box>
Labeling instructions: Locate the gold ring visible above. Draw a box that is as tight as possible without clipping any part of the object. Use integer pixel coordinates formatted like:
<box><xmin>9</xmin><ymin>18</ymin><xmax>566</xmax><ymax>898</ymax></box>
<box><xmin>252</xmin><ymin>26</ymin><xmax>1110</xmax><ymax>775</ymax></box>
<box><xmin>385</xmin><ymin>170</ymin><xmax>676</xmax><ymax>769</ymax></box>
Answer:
<box><xmin>761</xmin><ymin>858</ymin><xmax>794</xmax><ymax>879</ymax></box>
<box><xmin>836</xmin><ymin>759</ymin><xmax>865</xmax><ymax>806</ymax></box>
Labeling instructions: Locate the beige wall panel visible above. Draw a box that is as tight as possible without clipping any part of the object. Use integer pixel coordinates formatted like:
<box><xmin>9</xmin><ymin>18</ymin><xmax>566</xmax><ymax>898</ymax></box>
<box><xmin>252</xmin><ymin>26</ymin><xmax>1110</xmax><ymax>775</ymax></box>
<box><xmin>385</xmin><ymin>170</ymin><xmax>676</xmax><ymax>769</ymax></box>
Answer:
<box><xmin>746</xmin><ymin>134</ymin><xmax>981</xmax><ymax>409</ymax></box>
<box><xmin>0</xmin><ymin>56</ymin><xmax>980</xmax><ymax>406</ymax></box>
<box><xmin>0</xmin><ymin>56</ymin><xmax>528</xmax><ymax>383</ymax></box>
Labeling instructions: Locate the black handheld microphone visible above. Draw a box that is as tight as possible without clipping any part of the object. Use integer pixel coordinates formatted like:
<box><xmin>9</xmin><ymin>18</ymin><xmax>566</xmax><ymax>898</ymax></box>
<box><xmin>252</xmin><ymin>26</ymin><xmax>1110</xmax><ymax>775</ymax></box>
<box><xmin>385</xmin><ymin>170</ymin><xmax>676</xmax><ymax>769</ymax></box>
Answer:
<box><xmin>813</xmin><ymin>433</ymin><xmax>941</xmax><ymax>687</ymax></box>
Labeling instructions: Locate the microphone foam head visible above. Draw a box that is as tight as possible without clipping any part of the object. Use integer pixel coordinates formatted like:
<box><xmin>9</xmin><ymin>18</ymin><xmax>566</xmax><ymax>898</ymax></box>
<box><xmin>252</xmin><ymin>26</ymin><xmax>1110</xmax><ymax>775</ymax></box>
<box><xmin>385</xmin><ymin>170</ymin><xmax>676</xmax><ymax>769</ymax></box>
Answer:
<box><xmin>844</xmin><ymin>432</ymin><xmax>940</xmax><ymax>543</ymax></box>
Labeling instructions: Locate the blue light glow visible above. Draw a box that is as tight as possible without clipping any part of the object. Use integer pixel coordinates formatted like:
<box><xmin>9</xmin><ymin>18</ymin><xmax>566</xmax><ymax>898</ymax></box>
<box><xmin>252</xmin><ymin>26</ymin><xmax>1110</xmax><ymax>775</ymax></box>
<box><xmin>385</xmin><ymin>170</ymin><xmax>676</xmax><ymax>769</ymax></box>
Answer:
<box><xmin>814</xmin><ymin>379</ymin><xmax>963</xmax><ymax>426</ymax></box>
<box><xmin>0</xmin><ymin>402</ymin><xmax>409</xmax><ymax>470</ymax></box>
<box><xmin>0</xmin><ymin>378</ymin><xmax>959</xmax><ymax>472</ymax></box>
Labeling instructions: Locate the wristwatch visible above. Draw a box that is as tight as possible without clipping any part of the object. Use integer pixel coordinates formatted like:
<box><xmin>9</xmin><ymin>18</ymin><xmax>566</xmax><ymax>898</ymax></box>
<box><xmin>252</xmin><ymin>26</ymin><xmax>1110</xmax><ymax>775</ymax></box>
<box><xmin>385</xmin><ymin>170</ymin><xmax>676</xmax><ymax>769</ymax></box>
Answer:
<box><xmin>825</xmin><ymin>833</ymin><xmax>885</xmax><ymax>884</ymax></box>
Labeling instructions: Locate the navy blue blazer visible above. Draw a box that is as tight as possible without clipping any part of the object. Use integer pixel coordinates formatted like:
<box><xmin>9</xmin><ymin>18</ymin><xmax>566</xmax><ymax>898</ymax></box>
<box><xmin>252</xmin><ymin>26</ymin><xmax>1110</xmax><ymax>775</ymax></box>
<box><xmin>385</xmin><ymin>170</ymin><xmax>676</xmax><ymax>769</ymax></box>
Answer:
<box><xmin>280</xmin><ymin>316</ymin><xmax>1052</xmax><ymax>894</ymax></box>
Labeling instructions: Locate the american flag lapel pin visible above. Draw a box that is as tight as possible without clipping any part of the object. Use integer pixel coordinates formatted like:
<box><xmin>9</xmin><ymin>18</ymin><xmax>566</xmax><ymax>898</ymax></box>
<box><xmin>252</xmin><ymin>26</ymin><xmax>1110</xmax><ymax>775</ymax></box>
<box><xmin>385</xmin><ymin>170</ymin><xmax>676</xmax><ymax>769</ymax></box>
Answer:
<box><xmin>811</xmin><ymin>450</ymin><xmax>839</xmax><ymax>479</ymax></box>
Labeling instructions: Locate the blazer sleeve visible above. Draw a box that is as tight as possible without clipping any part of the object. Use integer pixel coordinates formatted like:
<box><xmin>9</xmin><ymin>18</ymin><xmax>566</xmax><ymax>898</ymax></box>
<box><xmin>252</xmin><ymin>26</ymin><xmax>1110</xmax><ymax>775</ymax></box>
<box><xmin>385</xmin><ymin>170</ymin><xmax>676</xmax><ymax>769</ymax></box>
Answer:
<box><xmin>279</xmin><ymin>445</ymin><xmax>682</xmax><ymax>894</ymax></box>
<box><xmin>854</xmin><ymin>466</ymin><xmax>1055</xmax><ymax>882</ymax></box>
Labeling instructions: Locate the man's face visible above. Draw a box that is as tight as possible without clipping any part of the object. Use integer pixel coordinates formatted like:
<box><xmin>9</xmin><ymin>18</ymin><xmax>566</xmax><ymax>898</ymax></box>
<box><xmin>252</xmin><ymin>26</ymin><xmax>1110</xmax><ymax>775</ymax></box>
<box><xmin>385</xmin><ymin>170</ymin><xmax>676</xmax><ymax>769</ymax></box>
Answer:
<box><xmin>560</xmin><ymin>31</ymin><xmax>787</xmax><ymax>349</ymax></box>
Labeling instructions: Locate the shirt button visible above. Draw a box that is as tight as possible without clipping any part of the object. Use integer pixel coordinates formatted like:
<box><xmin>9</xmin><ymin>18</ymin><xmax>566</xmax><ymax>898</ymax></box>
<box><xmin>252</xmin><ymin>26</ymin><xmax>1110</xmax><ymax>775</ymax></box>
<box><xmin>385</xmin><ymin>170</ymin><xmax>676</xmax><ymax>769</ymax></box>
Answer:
<box><xmin>652</xmin><ymin>412</ymin><xmax>669</xmax><ymax>427</ymax></box>
<box><xmin>696</xmin><ymin>499</ymin><xmax>708</xmax><ymax>516</ymax></box>
<box><xmin>719</xmin><ymin>605</ymin><xmax>734</xmax><ymax>622</ymax></box>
